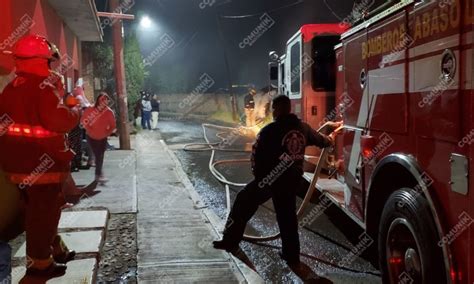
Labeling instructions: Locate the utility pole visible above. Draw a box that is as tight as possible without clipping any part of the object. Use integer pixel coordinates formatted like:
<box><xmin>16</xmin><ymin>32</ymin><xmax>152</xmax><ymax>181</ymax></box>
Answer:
<box><xmin>107</xmin><ymin>0</ymin><xmax>133</xmax><ymax>150</ymax></box>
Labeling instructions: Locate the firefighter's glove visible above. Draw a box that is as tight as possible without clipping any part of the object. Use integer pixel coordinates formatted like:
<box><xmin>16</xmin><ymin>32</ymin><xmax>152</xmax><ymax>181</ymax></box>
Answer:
<box><xmin>326</xmin><ymin>121</ymin><xmax>343</xmax><ymax>133</ymax></box>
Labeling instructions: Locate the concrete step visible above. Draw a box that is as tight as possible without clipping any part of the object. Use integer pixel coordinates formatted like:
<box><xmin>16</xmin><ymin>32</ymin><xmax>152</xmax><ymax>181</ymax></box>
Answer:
<box><xmin>11</xmin><ymin>209</ymin><xmax>109</xmax><ymax>283</ymax></box>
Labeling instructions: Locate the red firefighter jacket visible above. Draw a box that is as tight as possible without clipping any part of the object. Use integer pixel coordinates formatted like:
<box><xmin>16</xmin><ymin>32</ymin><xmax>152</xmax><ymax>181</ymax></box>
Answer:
<box><xmin>0</xmin><ymin>73</ymin><xmax>80</xmax><ymax>185</ymax></box>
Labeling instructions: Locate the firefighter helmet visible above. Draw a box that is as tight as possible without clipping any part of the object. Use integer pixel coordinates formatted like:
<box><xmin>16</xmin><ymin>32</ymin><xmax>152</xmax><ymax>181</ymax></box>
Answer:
<box><xmin>10</xmin><ymin>34</ymin><xmax>55</xmax><ymax>60</ymax></box>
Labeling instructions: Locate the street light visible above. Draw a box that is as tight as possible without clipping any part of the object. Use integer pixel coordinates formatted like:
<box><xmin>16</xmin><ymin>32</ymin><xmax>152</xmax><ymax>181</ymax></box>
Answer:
<box><xmin>140</xmin><ymin>15</ymin><xmax>152</xmax><ymax>29</ymax></box>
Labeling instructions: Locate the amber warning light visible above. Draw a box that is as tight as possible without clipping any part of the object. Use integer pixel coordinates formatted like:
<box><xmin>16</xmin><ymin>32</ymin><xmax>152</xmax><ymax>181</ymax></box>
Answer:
<box><xmin>360</xmin><ymin>135</ymin><xmax>377</xmax><ymax>158</ymax></box>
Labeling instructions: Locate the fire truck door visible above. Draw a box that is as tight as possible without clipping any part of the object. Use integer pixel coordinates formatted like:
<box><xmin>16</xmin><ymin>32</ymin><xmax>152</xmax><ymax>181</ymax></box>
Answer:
<box><xmin>467</xmin><ymin>0</ymin><xmax>473</xmax><ymax>280</ymax></box>
<box><xmin>286</xmin><ymin>33</ymin><xmax>303</xmax><ymax>118</ymax></box>
<box><xmin>341</xmin><ymin>27</ymin><xmax>368</xmax><ymax>219</ymax></box>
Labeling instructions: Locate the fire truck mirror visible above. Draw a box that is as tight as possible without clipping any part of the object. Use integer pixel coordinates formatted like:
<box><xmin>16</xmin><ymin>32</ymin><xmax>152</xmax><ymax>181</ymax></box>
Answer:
<box><xmin>359</xmin><ymin>69</ymin><xmax>367</xmax><ymax>89</ymax></box>
<box><xmin>269</xmin><ymin>65</ymin><xmax>278</xmax><ymax>81</ymax></box>
<box><xmin>440</xmin><ymin>49</ymin><xmax>456</xmax><ymax>80</ymax></box>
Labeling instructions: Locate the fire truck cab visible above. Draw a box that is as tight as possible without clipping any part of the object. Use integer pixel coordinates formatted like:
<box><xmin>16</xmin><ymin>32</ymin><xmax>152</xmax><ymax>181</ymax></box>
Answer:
<box><xmin>269</xmin><ymin>0</ymin><xmax>473</xmax><ymax>283</ymax></box>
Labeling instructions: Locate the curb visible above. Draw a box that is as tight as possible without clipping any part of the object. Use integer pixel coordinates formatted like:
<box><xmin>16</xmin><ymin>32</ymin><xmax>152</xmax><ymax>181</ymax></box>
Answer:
<box><xmin>160</xmin><ymin>139</ymin><xmax>264</xmax><ymax>284</ymax></box>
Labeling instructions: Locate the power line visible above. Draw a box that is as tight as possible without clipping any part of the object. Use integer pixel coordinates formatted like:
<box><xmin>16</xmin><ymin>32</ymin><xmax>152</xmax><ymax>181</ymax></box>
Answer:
<box><xmin>323</xmin><ymin>0</ymin><xmax>343</xmax><ymax>21</ymax></box>
<box><xmin>219</xmin><ymin>0</ymin><xmax>304</xmax><ymax>19</ymax></box>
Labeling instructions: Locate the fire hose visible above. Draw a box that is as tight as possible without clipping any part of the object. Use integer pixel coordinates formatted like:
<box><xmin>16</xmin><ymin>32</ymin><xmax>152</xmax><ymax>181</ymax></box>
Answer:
<box><xmin>183</xmin><ymin>123</ymin><xmax>381</xmax><ymax>276</ymax></box>
<box><xmin>184</xmin><ymin>122</ymin><xmax>341</xmax><ymax>242</ymax></box>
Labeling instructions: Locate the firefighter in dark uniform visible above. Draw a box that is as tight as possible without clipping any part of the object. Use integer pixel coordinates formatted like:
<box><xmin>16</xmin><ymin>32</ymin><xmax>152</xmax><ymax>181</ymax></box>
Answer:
<box><xmin>0</xmin><ymin>35</ymin><xmax>79</xmax><ymax>277</ymax></box>
<box><xmin>244</xmin><ymin>87</ymin><xmax>257</xmax><ymax>127</ymax></box>
<box><xmin>214</xmin><ymin>95</ymin><xmax>339</xmax><ymax>265</ymax></box>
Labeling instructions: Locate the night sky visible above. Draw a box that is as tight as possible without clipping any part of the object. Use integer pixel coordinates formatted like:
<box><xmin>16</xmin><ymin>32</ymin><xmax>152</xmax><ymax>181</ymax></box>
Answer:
<box><xmin>96</xmin><ymin>0</ymin><xmax>358</xmax><ymax>93</ymax></box>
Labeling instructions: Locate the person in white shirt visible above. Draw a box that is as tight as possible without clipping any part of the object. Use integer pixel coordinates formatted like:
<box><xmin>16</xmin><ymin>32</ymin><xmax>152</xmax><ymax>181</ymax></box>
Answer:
<box><xmin>151</xmin><ymin>94</ymin><xmax>160</xmax><ymax>130</ymax></box>
<box><xmin>141</xmin><ymin>94</ymin><xmax>152</xmax><ymax>130</ymax></box>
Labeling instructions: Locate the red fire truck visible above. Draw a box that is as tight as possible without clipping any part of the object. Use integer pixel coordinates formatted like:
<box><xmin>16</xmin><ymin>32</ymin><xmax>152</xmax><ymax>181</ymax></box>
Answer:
<box><xmin>269</xmin><ymin>0</ymin><xmax>473</xmax><ymax>283</ymax></box>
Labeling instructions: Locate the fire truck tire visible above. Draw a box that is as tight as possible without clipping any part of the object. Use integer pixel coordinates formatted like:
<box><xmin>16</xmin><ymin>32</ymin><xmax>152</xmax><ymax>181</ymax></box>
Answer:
<box><xmin>378</xmin><ymin>188</ymin><xmax>446</xmax><ymax>284</ymax></box>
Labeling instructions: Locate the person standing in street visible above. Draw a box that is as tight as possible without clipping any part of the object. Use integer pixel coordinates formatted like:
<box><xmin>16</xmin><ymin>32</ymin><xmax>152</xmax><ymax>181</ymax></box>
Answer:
<box><xmin>0</xmin><ymin>35</ymin><xmax>80</xmax><ymax>277</ymax></box>
<box><xmin>151</xmin><ymin>94</ymin><xmax>160</xmax><ymax>130</ymax></box>
<box><xmin>213</xmin><ymin>95</ymin><xmax>340</xmax><ymax>266</ymax></box>
<box><xmin>244</xmin><ymin>87</ymin><xmax>257</xmax><ymax>127</ymax></box>
<box><xmin>133</xmin><ymin>99</ymin><xmax>141</xmax><ymax>128</ymax></box>
<box><xmin>141</xmin><ymin>93</ymin><xmax>152</xmax><ymax>130</ymax></box>
<box><xmin>81</xmin><ymin>92</ymin><xmax>116</xmax><ymax>184</ymax></box>
<box><xmin>136</xmin><ymin>91</ymin><xmax>146</xmax><ymax>129</ymax></box>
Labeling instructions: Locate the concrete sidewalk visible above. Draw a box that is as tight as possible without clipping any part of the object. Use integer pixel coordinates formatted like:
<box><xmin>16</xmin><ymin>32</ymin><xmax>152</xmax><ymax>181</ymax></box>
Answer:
<box><xmin>10</xmin><ymin>209</ymin><xmax>109</xmax><ymax>283</ymax></box>
<box><xmin>133</xmin><ymin>131</ymin><xmax>262</xmax><ymax>283</ymax></box>
<box><xmin>9</xmin><ymin>132</ymin><xmax>261</xmax><ymax>283</ymax></box>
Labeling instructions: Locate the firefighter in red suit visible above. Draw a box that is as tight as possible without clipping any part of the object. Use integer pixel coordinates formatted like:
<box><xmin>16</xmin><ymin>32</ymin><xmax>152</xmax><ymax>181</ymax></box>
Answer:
<box><xmin>0</xmin><ymin>35</ymin><xmax>79</xmax><ymax>277</ymax></box>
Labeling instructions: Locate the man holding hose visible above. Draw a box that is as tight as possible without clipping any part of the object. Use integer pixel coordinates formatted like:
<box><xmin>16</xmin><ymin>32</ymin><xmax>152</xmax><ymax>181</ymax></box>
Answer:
<box><xmin>213</xmin><ymin>95</ymin><xmax>341</xmax><ymax>266</ymax></box>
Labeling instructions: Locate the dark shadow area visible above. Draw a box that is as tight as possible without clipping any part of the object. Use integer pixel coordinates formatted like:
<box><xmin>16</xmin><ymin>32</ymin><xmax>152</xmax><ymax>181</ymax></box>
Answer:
<box><xmin>298</xmin><ymin>180</ymin><xmax>378</xmax><ymax>267</ymax></box>
<box><xmin>19</xmin><ymin>272</ymin><xmax>65</xmax><ymax>284</ymax></box>
<box><xmin>244</xmin><ymin>241</ymin><xmax>380</xmax><ymax>277</ymax></box>
<box><xmin>230</xmin><ymin>248</ymin><xmax>257</xmax><ymax>272</ymax></box>
<box><xmin>289</xmin><ymin>262</ymin><xmax>333</xmax><ymax>284</ymax></box>
<box><xmin>65</xmin><ymin>181</ymin><xmax>100</xmax><ymax>204</ymax></box>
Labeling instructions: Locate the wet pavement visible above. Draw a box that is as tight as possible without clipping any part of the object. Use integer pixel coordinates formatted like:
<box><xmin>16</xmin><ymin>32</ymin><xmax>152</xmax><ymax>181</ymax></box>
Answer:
<box><xmin>158</xmin><ymin>120</ymin><xmax>382</xmax><ymax>284</ymax></box>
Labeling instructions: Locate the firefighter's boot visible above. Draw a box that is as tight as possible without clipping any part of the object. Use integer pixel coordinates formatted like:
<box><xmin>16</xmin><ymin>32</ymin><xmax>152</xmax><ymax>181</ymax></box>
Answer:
<box><xmin>212</xmin><ymin>240</ymin><xmax>239</xmax><ymax>253</ymax></box>
<box><xmin>25</xmin><ymin>256</ymin><xmax>67</xmax><ymax>277</ymax></box>
<box><xmin>52</xmin><ymin>235</ymin><xmax>76</xmax><ymax>264</ymax></box>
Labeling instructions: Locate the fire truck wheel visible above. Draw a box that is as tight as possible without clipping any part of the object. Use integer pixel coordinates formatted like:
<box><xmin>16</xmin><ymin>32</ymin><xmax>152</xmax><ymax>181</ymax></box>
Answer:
<box><xmin>378</xmin><ymin>188</ymin><xmax>446</xmax><ymax>284</ymax></box>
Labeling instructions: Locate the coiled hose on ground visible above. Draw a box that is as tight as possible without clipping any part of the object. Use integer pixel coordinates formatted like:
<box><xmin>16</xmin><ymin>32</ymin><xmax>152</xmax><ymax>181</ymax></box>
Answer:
<box><xmin>184</xmin><ymin>122</ymin><xmax>336</xmax><ymax>241</ymax></box>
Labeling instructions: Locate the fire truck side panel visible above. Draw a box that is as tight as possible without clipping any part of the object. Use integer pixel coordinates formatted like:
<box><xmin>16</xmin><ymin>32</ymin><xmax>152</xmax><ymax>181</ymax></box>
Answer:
<box><xmin>342</xmin><ymin>28</ymin><xmax>368</xmax><ymax>221</ymax></box>
<box><xmin>410</xmin><ymin>1</ymin><xmax>462</xmax><ymax>143</ymax></box>
<box><xmin>408</xmin><ymin>1</ymin><xmax>469</xmax><ymax>282</ymax></box>
<box><xmin>343</xmin><ymin>29</ymin><xmax>367</xmax><ymax>128</ymax></box>
<box><xmin>366</xmin><ymin>11</ymin><xmax>408</xmax><ymax>135</ymax></box>
<box><xmin>464</xmin><ymin>0</ymin><xmax>473</xmax><ymax>281</ymax></box>
<box><xmin>286</xmin><ymin>32</ymin><xmax>303</xmax><ymax>118</ymax></box>
<box><xmin>335</xmin><ymin>44</ymin><xmax>345</xmax><ymax>181</ymax></box>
